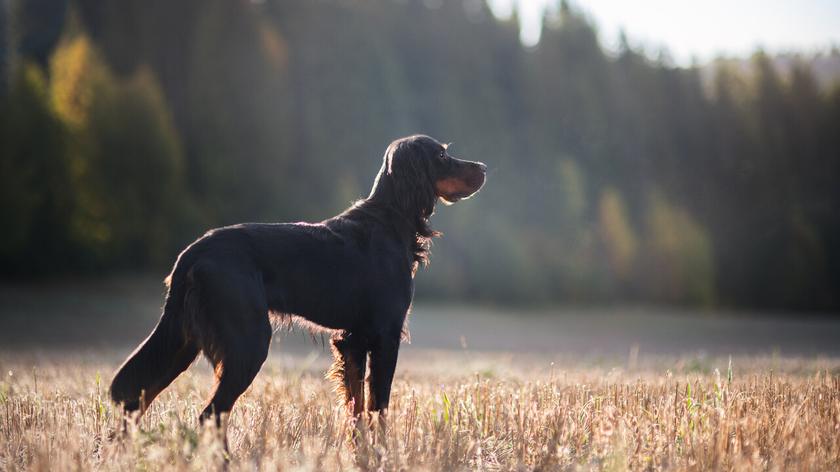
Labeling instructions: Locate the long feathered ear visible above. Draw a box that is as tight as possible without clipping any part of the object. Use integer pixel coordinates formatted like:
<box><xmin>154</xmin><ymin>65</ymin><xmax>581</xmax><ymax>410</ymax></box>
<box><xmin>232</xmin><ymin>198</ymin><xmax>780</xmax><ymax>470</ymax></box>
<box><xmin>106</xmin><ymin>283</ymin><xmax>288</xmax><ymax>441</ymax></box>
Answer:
<box><xmin>388</xmin><ymin>142</ymin><xmax>437</xmax><ymax>222</ymax></box>
<box><xmin>386</xmin><ymin>141</ymin><xmax>440</xmax><ymax>267</ymax></box>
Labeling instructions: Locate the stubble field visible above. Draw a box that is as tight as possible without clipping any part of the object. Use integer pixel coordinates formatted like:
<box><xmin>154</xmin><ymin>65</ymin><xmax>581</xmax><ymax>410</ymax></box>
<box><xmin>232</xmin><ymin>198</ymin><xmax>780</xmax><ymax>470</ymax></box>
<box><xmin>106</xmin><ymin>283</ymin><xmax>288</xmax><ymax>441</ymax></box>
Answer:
<box><xmin>1</xmin><ymin>352</ymin><xmax>839</xmax><ymax>471</ymax></box>
<box><xmin>2</xmin><ymin>279</ymin><xmax>839</xmax><ymax>470</ymax></box>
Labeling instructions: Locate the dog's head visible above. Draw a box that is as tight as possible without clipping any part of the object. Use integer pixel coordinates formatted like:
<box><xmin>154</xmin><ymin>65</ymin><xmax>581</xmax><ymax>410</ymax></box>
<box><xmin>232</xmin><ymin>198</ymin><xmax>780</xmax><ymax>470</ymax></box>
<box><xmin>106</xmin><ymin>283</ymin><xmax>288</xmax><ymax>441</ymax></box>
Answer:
<box><xmin>428</xmin><ymin>140</ymin><xmax>487</xmax><ymax>205</ymax></box>
<box><xmin>373</xmin><ymin>135</ymin><xmax>486</xmax><ymax>218</ymax></box>
<box><xmin>369</xmin><ymin>134</ymin><xmax>486</xmax><ymax>267</ymax></box>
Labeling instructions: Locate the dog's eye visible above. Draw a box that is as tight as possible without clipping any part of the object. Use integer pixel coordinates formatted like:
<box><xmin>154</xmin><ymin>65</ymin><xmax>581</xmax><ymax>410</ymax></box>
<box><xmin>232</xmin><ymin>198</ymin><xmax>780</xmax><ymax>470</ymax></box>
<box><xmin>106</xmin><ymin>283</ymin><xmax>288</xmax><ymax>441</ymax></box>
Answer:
<box><xmin>439</xmin><ymin>151</ymin><xmax>446</xmax><ymax>160</ymax></box>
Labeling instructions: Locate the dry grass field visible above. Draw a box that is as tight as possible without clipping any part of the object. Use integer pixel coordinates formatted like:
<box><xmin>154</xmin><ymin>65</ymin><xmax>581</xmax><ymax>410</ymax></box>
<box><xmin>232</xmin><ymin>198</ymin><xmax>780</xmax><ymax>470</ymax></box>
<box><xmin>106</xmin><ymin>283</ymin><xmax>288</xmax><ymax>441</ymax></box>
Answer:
<box><xmin>2</xmin><ymin>279</ymin><xmax>840</xmax><ymax>470</ymax></box>
<box><xmin>1</xmin><ymin>351</ymin><xmax>839</xmax><ymax>471</ymax></box>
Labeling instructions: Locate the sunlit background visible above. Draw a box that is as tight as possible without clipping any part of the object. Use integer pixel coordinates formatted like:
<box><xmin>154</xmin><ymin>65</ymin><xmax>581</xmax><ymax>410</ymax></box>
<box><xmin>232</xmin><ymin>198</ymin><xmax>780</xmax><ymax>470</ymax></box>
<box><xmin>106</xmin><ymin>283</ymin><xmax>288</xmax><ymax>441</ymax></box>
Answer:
<box><xmin>491</xmin><ymin>0</ymin><xmax>840</xmax><ymax>62</ymax></box>
<box><xmin>2</xmin><ymin>0</ymin><xmax>840</xmax><ymax>354</ymax></box>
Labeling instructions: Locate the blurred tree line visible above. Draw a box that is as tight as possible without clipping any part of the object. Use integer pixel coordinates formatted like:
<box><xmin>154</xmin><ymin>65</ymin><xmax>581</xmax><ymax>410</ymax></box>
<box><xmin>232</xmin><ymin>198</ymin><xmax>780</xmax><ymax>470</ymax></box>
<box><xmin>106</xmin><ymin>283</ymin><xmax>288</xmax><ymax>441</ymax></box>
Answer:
<box><xmin>1</xmin><ymin>0</ymin><xmax>838</xmax><ymax>311</ymax></box>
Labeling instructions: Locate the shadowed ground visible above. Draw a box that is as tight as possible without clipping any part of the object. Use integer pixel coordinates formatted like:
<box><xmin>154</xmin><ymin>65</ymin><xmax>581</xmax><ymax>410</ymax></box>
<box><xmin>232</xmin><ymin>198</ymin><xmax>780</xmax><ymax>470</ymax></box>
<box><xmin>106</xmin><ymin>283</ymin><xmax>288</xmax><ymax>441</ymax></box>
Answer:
<box><xmin>1</xmin><ymin>276</ymin><xmax>838</xmax><ymax>359</ymax></box>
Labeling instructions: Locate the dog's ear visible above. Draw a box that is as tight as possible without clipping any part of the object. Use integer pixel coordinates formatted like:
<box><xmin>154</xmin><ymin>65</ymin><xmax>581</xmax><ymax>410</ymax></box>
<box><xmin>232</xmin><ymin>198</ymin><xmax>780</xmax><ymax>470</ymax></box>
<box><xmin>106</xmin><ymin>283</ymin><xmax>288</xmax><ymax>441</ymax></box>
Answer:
<box><xmin>388</xmin><ymin>141</ymin><xmax>437</xmax><ymax>220</ymax></box>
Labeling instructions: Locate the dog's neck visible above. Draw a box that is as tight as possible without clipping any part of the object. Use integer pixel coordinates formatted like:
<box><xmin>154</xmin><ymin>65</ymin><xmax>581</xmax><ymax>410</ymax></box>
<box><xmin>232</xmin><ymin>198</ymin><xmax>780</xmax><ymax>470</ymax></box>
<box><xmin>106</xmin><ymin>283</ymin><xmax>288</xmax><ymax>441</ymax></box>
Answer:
<box><xmin>366</xmin><ymin>171</ymin><xmax>434</xmax><ymax>228</ymax></box>
<box><xmin>357</xmin><ymin>197</ymin><xmax>429</xmax><ymax>245</ymax></box>
<box><xmin>356</xmin><ymin>172</ymin><xmax>438</xmax><ymax>267</ymax></box>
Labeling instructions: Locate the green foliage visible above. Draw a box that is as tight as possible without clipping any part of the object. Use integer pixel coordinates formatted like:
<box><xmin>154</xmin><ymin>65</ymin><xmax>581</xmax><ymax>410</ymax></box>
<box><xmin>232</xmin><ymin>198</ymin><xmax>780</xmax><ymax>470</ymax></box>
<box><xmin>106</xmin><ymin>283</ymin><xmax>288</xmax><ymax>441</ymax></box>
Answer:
<box><xmin>0</xmin><ymin>63</ymin><xmax>75</xmax><ymax>274</ymax></box>
<box><xmin>642</xmin><ymin>193</ymin><xmax>715</xmax><ymax>306</ymax></box>
<box><xmin>81</xmin><ymin>67</ymin><xmax>196</xmax><ymax>266</ymax></box>
<box><xmin>1</xmin><ymin>0</ymin><xmax>838</xmax><ymax>310</ymax></box>
<box><xmin>51</xmin><ymin>34</ymin><xmax>198</xmax><ymax>268</ymax></box>
<box><xmin>1</xmin><ymin>33</ymin><xmax>197</xmax><ymax>273</ymax></box>
<box><xmin>598</xmin><ymin>188</ymin><xmax>638</xmax><ymax>281</ymax></box>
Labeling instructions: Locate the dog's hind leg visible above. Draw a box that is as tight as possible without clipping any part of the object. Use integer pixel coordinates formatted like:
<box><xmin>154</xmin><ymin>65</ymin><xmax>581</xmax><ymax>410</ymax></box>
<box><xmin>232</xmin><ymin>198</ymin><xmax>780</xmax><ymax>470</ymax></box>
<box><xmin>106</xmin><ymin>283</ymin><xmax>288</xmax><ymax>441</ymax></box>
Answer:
<box><xmin>199</xmin><ymin>311</ymin><xmax>272</xmax><ymax>428</ymax></box>
<box><xmin>200</xmin><ymin>331</ymin><xmax>271</xmax><ymax>429</ymax></box>
<box><xmin>328</xmin><ymin>332</ymin><xmax>367</xmax><ymax>417</ymax></box>
<box><xmin>188</xmin><ymin>265</ymin><xmax>273</xmax><ymax>430</ymax></box>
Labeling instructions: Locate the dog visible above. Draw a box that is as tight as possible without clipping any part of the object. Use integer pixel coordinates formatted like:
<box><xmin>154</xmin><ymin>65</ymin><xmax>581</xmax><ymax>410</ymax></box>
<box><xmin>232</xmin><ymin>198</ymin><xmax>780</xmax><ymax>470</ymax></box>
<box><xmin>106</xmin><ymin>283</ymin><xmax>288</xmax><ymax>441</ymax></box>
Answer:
<box><xmin>110</xmin><ymin>134</ymin><xmax>486</xmax><ymax>430</ymax></box>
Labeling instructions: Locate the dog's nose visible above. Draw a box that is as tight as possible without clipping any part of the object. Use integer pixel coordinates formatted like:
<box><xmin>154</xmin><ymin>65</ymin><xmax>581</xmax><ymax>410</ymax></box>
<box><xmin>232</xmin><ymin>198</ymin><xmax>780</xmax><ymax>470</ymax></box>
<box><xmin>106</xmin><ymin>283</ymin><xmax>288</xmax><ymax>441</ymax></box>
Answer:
<box><xmin>476</xmin><ymin>162</ymin><xmax>487</xmax><ymax>173</ymax></box>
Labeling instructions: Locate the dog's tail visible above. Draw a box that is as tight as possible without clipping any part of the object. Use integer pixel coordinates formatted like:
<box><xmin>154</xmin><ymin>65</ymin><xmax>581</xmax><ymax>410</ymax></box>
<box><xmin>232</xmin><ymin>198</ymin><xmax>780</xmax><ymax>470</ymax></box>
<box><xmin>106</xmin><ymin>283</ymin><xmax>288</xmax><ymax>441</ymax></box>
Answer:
<box><xmin>110</xmin><ymin>265</ymin><xmax>198</xmax><ymax>413</ymax></box>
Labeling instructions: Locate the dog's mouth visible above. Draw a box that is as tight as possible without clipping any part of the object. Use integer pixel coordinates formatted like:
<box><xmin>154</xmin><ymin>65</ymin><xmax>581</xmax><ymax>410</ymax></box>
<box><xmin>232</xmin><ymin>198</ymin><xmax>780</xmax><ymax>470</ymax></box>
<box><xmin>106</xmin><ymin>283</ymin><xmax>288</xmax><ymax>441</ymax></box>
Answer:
<box><xmin>439</xmin><ymin>187</ymin><xmax>479</xmax><ymax>204</ymax></box>
<box><xmin>436</xmin><ymin>162</ymin><xmax>486</xmax><ymax>204</ymax></box>
<box><xmin>439</xmin><ymin>194</ymin><xmax>466</xmax><ymax>205</ymax></box>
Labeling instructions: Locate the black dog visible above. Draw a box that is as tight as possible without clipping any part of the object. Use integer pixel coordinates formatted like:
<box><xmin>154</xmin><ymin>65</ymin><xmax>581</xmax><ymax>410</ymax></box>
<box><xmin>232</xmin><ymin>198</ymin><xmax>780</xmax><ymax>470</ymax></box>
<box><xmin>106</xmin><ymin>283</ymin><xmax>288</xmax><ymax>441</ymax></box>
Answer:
<box><xmin>110</xmin><ymin>135</ymin><xmax>486</xmax><ymax>427</ymax></box>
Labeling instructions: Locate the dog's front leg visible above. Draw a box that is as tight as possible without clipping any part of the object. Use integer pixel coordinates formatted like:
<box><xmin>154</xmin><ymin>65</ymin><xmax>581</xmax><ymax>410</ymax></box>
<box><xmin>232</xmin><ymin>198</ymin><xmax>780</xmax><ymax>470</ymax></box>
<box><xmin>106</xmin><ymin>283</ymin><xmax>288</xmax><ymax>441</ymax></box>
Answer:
<box><xmin>365</xmin><ymin>334</ymin><xmax>400</xmax><ymax>439</ymax></box>
<box><xmin>328</xmin><ymin>332</ymin><xmax>367</xmax><ymax>417</ymax></box>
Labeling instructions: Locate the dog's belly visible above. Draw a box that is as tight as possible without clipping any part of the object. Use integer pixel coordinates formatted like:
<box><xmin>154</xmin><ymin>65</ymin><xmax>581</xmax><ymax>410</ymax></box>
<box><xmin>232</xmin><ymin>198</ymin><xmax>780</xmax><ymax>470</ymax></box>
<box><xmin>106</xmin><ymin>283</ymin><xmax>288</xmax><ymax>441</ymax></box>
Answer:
<box><xmin>269</xmin><ymin>305</ymin><xmax>360</xmax><ymax>333</ymax></box>
<box><xmin>265</xmin><ymin>280</ymin><xmax>364</xmax><ymax>332</ymax></box>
